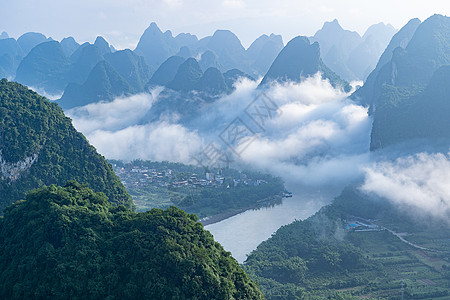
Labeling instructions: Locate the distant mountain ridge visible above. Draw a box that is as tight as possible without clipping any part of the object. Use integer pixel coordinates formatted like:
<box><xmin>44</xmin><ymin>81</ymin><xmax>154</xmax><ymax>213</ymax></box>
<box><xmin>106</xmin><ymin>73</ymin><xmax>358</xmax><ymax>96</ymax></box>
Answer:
<box><xmin>59</xmin><ymin>60</ymin><xmax>135</xmax><ymax>109</ymax></box>
<box><xmin>260</xmin><ymin>36</ymin><xmax>351</xmax><ymax>92</ymax></box>
<box><xmin>311</xmin><ymin>19</ymin><xmax>396</xmax><ymax>81</ymax></box>
<box><xmin>133</xmin><ymin>22</ymin><xmax>284</xmax><ymax>78</ymax></box>
<box><xmin>0</xmin><ymin>20</ymin><xmax>397</xmax><ymax>110</ymax></box>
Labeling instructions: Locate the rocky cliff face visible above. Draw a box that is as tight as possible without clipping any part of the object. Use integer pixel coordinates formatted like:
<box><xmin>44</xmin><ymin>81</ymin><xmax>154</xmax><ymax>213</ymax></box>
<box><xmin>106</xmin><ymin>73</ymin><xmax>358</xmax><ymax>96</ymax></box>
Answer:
<box><xmin>0</xmin><ymin>150</ymin><xmax>38</xmax><ymax>182</ymax></box>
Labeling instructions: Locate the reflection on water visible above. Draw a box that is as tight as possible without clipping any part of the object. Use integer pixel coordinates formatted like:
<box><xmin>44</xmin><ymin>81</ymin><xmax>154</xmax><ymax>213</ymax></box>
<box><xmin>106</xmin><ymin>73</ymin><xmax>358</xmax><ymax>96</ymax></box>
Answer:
<box><xmin>205</xmin><ymin>187</ymin><xmax>334</xmax><ymax>263</ymax></box>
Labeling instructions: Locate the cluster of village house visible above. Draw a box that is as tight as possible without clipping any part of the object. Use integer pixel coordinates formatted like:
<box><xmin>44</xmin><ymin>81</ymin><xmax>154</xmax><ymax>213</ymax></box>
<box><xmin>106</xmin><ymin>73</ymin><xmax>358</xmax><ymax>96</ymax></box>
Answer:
<box><xmin>112</xmin><ymin>164</ymin><xmax>268</xmax><ymax>189</ymax></box>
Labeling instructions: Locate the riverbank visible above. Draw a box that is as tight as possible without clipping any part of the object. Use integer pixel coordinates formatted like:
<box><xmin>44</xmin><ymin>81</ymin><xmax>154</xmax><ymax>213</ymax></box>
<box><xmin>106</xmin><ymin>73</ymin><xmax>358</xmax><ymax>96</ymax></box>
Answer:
<box><xmin>200</xmin><ymin>195</ymin><xmax>283</xmax><ymax>226</ymax></box>
<box><xmin>204</xmin><ymin>190</ymin><xmax>328</xmax><ymax>263</ymax></box>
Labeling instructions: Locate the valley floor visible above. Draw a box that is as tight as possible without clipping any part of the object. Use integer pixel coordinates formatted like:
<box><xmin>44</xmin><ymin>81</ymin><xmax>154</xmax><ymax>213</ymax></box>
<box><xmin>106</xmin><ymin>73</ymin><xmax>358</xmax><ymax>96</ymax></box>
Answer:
<box><xmin>242</xmin><ymin>189</ymin><xmax>450</xmax><ymax>299</ymax></box>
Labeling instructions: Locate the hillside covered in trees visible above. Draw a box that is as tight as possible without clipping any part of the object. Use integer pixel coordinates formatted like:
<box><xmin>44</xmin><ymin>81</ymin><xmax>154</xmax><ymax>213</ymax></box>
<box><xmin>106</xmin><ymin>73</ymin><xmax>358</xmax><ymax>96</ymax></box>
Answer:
<box><xmin>0</xmin><ymin>79</ymin><xmax>133</xmax><ymax>212</ymax></box>
<box><xmin>243</xmin><ymin>188</ymin><xmax>450</xmax><ymax>299</ymax></box>
<box><xmin>0</xmin><ymin>182</ymin><xmax>265</xmax><ymax>299</ymax></box>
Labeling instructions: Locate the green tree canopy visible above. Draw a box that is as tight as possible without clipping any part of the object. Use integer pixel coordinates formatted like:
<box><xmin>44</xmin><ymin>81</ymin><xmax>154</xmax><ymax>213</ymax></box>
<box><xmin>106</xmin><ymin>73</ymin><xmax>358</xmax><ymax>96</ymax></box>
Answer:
<box><xmin>0</xmin><ymin>182</ymin><xmax>265</xmax><ymax>299</ymax></box>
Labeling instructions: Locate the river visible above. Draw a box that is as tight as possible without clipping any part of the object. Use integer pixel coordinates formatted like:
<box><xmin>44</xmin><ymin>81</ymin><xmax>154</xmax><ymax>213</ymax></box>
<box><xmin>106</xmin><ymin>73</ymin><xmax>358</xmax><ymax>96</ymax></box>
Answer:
<box><xmin>205</xmin><ymin>186</ymin><xmax>336</xmax><ymax>263</ymax></box>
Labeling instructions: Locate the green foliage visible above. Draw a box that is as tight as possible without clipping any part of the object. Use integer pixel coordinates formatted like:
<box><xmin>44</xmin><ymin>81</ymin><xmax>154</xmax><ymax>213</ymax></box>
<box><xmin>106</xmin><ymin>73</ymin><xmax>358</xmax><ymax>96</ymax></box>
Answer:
<box><xmin>243</xmin><ymin>188</ymin><xmax>450</xmax><ymax>299</ymax></box>
<box><xmin>0</xmin><ymin>79</ymin><xmax>133</xmax><ymax>212</ymax></box>
<box><xmin>243</xmin><ymin>210</ymin><xmax>369</xmax><ymax>288</ymax></box>
<box><xmin>351</xmin><ymin>14</ymin><xmax>450</xmax><ymax>149</ymax></box>
<box><xmin>371</xmin><ymin>65</ymin><xmax>450</xmax><ymax>150</ymax></box>
<box><xmin>0</xmin><ymin>183</ymin><xmax>265</xmax><ymax>299</ymax></box>
<box><xmin>176</xmin><ymin>176</ymin><xmax>283</xmax><ymax>218</ymax></box>
<box><xmin>319</xmin><ymin>61</ymin><xmax>351</xmax><ymax>93</ymax></box>
<box><xmin>111</xmin><ymin>160</ymin><xmax>284</xmax><ymax>218</ymax></box>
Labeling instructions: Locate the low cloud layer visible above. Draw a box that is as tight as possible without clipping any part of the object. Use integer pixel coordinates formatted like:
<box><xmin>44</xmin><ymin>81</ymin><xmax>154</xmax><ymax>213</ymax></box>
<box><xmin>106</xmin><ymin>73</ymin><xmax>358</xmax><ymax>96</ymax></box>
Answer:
<box><xmin>68</xmin><ymin>90</ymin><xmax>162</xmax><ymax>133</ymax></box>
<box><xmin>64</xmin><ymin>74</ymin><xmax>450</xmax><ymax>224</ymax></box>
<box><xmin>236</xmin><ymin>75</ymin><xmax>371</xmax><ymax>187</ymax></box>
<box><xmin>29</xmin><ymin>86</ymin><xmax>63</xmax><ymax>101</ymax></box>
<box><xmin>68</xmin><ymin>74</ymin><xmax>372</xmax><ymax>189</ymax></box>
<box><xmin>87</xmin><ymin>122</ymin><xmax>204</xmax><ymax>163</ymax></box>
<box><xmin>361</xmin><ymin>152</ymin><xmax>450</xmax><ymax>221</ymax></box>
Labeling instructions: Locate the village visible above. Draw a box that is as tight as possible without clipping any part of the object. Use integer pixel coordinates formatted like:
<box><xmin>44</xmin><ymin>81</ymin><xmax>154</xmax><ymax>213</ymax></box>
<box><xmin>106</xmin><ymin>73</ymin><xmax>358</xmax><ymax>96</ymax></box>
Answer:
<box><xmin>111</xmin><ymin>162</ymin><xmax>269</xmax><ymax>190</ymax></box>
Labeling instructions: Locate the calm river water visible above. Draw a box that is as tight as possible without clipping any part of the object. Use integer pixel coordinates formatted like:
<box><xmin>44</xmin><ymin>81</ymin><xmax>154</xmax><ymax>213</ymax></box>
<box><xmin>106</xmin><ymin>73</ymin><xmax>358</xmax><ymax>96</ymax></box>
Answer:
<box><xmin>205</xmin><ymin>186</ymin><xmax>335</xmax><ymax>263</ymax></box>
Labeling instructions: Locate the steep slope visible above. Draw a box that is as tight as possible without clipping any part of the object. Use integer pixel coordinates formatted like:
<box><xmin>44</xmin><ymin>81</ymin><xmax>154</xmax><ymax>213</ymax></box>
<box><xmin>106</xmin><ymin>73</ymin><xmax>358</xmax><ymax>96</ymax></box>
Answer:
<box><xmin>0</xmin><ymin>79</ymin><xmax>133</xmax><ymax>211</ymax></box>
<box><xmin>59</xmin><ymin>60</ymin><xmax>134</xmax><ymax>109</ymax></box>
<box><xmin>352</xmin><ymin>18</ymin><xmax>421</xmax><ymax>108</ymax></box>
<box><xmin>205</xmin><ymin>30</ymin><xmax>247</xmax><ymax>71</ymax></box>
<box><xmin>381</xmin><ymin>14</ymin><xmax>450</xmax><ymax>88</ymax></box>
<box><xmin>312</xmin><ymin>20</ymin><xmax>395</xmax><ymax>82</ymax></box>
<box><xmin>313</xmin><ymin>19</ymin><xmax>361</xmax><ymax>59</ymax></box>
<box><xmin>0</xmin><ymin>183</ymin><xmax>265</xmax><ymax>299</ymax></box>
<box><xmin>195</xmin><ymin>67</ymin><xmax>230</xmax><ymax>94</ymax></box>
<box><xmin>104</xmin><ymin>49</ymin><xmax>152</xmax><ymax>91</ymax></box>
<box><xmin>199</xmin><ymin>50</ymin><xmax>223</xmax><ymax>72</ymax></box>
<box><xmin>312</xmin><ymin>19</ymin><xmax>361</xmax><ymax>81</ymax></box>
<box><xmin>60</xmin><ymin>37</ymin><xmax>80</xmax><ymax>56</ymax></box>
<box><xmin>247</xmin><ymin>34</ymin><xmax>284</xmax><ymax>76</ymax></box>
<box><xmin>0</xmin><ymin>38</ymin><xmax>24</xmax><ymax>76</ymax></box>
<box><xmin>346</xmin><ymin>22</ymin><xmax>397</xmax><ymax>80</ymax></box>
<box><xmin>259</xmin><ymin>36</ymin><xmax>351</xmax><ymax>92</ymax></box>
<box><xmin>147</xmin><ymin>55</ymin><xmax>185</xmax><ymax>87</ymax></box>
<box><xmin>224</xmin><ymin>69</ymin><xmax>254</xmax><ymax>88</ymax></box>
<box><xmin>347</xmin><ymin>35</ymin><xmax>385</xmax><ymax>80</ymax></box>
<box><xmin>363</xmin><ymin>22</ymin><xmax>397</xmax><ymax>45</ymax></box>
<box><xmin>68</xmin><ymin>43</ymin><xmax>104</xmax><ymax>84</ymax></box>
<box><xmin>322</xmin><ymin>44</ymin><xmax>355</xmax><ymax>82</ymax></box>
<box><xmin>174</xmin><ymin>32</ymin><xmax>198</xmax><ymax>47</ymax></box>
<box><xmin>167</xmin><ymin>57</ymin><xmax>203</xmax><ymax>91</ymax></box>
<box><xmin>370</xmin><ymin>65</ymin><xmax>450</xmax><ymax>149</ymax></box>
<box><xmin>15</xmin><ymin>41</ymin><xmax>71</xmax><ymax>93</ymax></box>
<box><xmin>353</xmin><ymin>15</ymin><xmax>450</xmax><ymax>149</ymax></box>
<box><xmin>93</xmin><ymin>36</ymin><xmax>112</xmax><ymax>56</ymax></box>
<box><xmin>17</xmin><ymin>32</ymin><xmax>49</xmax><ymax>56</ymax></box>
<box><xmin>176</xmin><ymin>46</ymin><xmax>192</xmax><ymax>58</ymax></box>
<box><xmin>134</xmin><ymin>22</ymin><xmax>179</xmax><ymax>69</ymax></box>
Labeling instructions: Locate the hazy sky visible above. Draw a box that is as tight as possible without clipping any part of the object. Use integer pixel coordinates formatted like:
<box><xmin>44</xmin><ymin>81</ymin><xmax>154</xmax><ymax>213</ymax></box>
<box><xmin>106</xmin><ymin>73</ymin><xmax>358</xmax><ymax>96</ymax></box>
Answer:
<box><xmin>1</xmin><ymin>0</ymin><xmax>449</xmax><ymax>49</ymax></box>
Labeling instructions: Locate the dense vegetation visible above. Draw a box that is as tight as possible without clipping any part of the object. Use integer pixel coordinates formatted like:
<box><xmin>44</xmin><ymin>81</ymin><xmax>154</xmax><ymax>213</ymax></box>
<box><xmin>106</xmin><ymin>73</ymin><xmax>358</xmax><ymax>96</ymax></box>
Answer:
<box><xmin>370</xmin><ymin>65</ymin><xmax>450</xmax><ymax>149</ymax></box>
<box><xmin>352</xmin><ymin>18</ymin><xmax>421</xmax><ymax>108</ymax></box>
<box><xmin>176</xmin><ymin>174</ymin><xmax>284</xmax><ymax>219</ymax></box>
<box><xmin>111</xmin><ymin>160</ymin><xmax>285</xmax><ymax>219</ymax></box>
<box><xmin>0</xmin><ymin>79</ymin><xmax>133</xmax><ymax>212</ymax></box>
<box><xmin>243</xmin><ymin>188</ymin><xmax>450</xmax><ymax>299</ymax></box>
<box><xmin>351</xmin><ymin>14</ymin><xmax>450</xmax><ymax>149</ymax></box>
<box><xmin>0</xmin><ymin>182</ymin><xmax>265</xmax><ymax>299</ymax></box>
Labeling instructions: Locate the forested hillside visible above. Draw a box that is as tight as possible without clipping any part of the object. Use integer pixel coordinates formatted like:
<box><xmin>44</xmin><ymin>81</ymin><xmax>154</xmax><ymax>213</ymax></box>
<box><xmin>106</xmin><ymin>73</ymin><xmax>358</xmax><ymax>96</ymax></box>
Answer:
<box><xmin>0</xmin><ymin>79</ymin><xmax>133</xmax><ymax>212</ymax></box>
<box><xmin>0</xmin><ymin>182</ymin><xmax>265</xmax><ymax>299</ymax></box>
